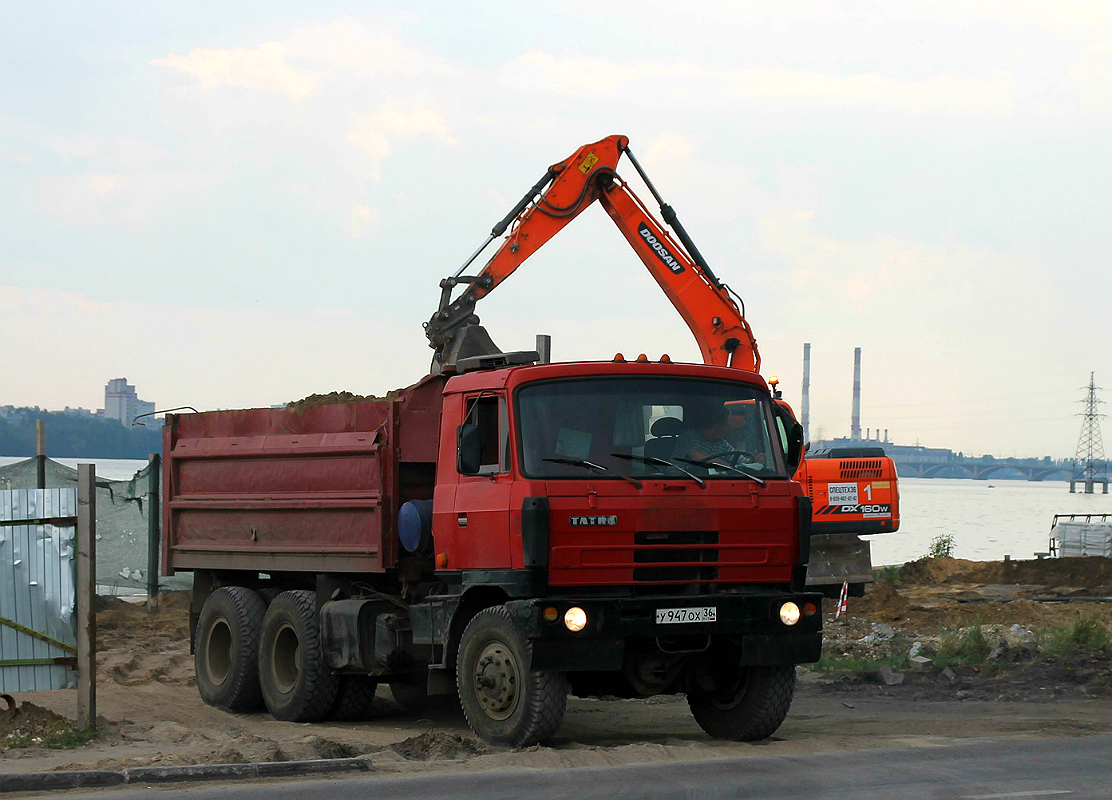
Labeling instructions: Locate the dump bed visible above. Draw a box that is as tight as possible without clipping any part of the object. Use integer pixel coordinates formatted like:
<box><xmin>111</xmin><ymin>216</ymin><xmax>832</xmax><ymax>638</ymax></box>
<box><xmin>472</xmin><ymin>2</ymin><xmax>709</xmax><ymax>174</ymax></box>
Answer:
<box><xmin>162</xmin><ymin>376</ymin><xmax>445</xmax><ymax>576</ymax></box>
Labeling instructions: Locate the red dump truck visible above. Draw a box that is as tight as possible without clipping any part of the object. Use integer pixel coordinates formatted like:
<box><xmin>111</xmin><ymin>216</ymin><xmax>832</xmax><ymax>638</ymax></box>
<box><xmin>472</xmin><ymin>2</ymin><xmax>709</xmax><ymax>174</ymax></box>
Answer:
<box><xmin>163</xmin><ymin>353</ymin><xmax>822</xmax><ymax>746</ymax></box>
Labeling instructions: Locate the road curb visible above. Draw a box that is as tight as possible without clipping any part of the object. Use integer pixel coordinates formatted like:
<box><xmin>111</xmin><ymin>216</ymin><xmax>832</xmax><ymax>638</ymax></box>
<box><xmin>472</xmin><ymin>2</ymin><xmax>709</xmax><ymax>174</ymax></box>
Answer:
<box><xmin>0</xmin><ymin>757</ymin><xmax>373</xmax><ymax>793</ymax></box>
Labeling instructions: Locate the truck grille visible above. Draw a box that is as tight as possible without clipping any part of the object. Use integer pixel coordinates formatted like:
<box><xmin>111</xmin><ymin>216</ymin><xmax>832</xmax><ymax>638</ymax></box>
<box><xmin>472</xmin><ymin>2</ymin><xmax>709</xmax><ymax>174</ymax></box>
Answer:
<box><xmin>839</xmin><ymin>459</ymin><xmax>884</xmax><ymax>480</ymax></box>
<box><xmin>632</xmin><ymin>531</ymin><xmax>719</xmax><ymax>582</ymax></box>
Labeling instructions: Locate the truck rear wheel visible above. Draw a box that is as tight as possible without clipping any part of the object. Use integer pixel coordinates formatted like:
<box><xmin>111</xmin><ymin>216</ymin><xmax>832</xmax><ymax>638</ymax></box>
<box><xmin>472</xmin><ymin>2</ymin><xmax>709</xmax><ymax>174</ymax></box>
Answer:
<box><xmin>688</xmin><ymin>664</ymin><xmax>796</xmax><ymax>741</ymax></box>
<box><xmin>194</xmin><ymin>586</ymin><xmax>267</xmax><ymax>712</ymax></box>
<box><xmin>457</xmin><ymin>606</ymin><xmax>568</xmax><ymax>747</ymax></box>
<box><xmin>329</xmin><ymin>675</ymin><xmax>379</xmax><ymax>721</ymax></box>
<box><xmin>258</xmin><ymin>590</ymin><xmax>338</xmax><ymax>722</ymax></box>
<box><xmin>390</xmin><ymin>673</ymin><xmax>430</xmax><ymax>714</ymax></box>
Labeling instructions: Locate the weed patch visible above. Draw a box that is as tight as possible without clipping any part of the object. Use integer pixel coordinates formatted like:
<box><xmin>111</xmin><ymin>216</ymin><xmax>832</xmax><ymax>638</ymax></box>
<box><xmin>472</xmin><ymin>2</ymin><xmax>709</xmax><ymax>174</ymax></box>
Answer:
<box><xmin>933</xmin><ymin>620</ymin><xmax>991</xmax><ymax>667</ymax></box>
<box><xmin>1038</xmin><ymin>614</ymin><xmax>1112</xmax><ymax>657</ymax></box>
<box><xmin>927</xmin><ymin>533</ymin><xmax>956</xmax><ymax>559</ymax></box>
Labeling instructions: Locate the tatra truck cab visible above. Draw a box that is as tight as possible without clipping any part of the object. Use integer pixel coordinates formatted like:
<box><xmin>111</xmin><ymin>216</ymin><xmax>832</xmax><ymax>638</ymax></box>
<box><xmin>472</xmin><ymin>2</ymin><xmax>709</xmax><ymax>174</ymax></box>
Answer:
<box><xmin>165</xmin><ymin>352</ymin><xmax>821</xmax><ymax>747</ymax></box>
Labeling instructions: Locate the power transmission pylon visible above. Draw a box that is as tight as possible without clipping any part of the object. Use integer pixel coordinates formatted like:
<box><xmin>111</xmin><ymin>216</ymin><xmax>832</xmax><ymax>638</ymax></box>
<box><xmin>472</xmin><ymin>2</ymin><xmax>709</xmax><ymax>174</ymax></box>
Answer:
<box><xmin>1071</xmin><ymin>372</ymin><xmax>1108</xmax><ymax>494</ymax></box>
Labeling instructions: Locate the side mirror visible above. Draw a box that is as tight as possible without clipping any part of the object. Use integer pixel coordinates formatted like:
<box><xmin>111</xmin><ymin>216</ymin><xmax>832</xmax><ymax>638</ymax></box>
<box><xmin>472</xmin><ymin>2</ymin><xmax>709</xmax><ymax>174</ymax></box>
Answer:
<box><xmin>457</xmin><ymin>423</ymin><xmax>482</xmax><ymax>474</ymax></box>
<box><xmin>785</xmin><ymin>423</ymin><xmax>805</xmax><ymax>474</ymax></box>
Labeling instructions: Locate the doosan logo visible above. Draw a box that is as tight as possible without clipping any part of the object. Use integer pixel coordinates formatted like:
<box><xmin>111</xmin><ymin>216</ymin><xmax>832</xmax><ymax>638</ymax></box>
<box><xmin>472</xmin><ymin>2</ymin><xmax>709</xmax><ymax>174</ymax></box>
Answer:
<box><xmin>637</xmin><ymin>223</ymin><xmax>685</xmax><ymax>274</ymax></box>
<box><xmin>569</xmin><ymin>515</ymin><xmax>618</xmax><ymax>526</ymax></box>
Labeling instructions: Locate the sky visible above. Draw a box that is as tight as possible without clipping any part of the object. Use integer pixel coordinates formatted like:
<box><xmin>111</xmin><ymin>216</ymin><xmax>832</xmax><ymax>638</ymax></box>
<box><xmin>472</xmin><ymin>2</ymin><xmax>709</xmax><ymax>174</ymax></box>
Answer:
<box><xmin>3</xmin><ymin>1</ymin><xmax>1112</xmax><ymax>459</ymax></box>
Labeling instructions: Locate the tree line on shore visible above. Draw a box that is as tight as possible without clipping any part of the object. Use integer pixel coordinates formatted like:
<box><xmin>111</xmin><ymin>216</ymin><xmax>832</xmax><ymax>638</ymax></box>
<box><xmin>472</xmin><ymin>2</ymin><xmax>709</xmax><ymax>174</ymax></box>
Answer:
<box><xmin>0</xmin><ymin>407</ymin><xmax>163</xmax><ymax>459</ymax></box>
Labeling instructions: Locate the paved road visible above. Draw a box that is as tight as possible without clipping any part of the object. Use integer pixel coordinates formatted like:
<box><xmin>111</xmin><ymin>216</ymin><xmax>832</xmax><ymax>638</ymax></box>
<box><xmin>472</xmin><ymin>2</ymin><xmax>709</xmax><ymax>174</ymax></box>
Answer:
<box><xmin>65</xmin><ymin>734</ymin><xmax>1112</xmax><ymax>800</ymax></box>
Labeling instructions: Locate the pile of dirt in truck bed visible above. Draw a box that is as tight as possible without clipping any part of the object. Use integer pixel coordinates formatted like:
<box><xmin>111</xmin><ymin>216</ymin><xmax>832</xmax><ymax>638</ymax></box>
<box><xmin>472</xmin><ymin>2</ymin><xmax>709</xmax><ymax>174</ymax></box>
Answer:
<box><xmin>285</xmin><ymin>389</ymin><xmax>403</xmax><ymax>411</ymax></box>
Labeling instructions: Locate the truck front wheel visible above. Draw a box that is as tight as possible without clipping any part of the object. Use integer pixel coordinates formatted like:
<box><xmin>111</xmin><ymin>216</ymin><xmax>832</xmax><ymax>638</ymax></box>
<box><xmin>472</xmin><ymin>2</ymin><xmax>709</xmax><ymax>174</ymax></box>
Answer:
<box><xmin>258</xmin><ymin>590</ymin><xmax>339</xmax><ymax>722</ymax></box>
<box><xmin>457</xmin><ymin>607</ymin><xmax>568</xmax><ymax>747</ymax></box>
<box><xmin>688</xmin><ymin>664</ymin><xmax>796</xmax><ymax>741</ymax></box>
<box><xmin>195</xmin><ymin>586</ymin><xmax>267</xmax><ymax>711</ymax></box>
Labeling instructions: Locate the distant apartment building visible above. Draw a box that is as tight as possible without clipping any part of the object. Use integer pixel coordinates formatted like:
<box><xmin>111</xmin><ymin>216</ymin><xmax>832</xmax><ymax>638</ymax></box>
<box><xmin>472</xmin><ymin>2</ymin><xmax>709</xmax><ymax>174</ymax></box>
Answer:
<box><xmin>102</xmin><ymin>378</ymin><xmax>155</xmax><ymax>426</ymax></box>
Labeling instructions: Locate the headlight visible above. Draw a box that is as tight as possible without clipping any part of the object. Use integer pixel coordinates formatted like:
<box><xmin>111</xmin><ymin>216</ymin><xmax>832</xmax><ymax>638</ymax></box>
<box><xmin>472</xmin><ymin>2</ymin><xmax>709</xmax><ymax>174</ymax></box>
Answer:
<box><xmin>779</xmin><ymin>601</ymin><xmax>801</xmax><ymax>626</ymax></box>
<box><xmin>564</xmin><ymin>606</ymin><xmax>587</xmax><ymax>632</ymax></box>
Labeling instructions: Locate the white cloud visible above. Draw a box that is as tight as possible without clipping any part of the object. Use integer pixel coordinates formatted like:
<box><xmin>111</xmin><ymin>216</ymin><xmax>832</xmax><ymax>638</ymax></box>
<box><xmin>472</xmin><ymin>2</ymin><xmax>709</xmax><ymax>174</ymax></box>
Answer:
<box><xmin>346</xmin><ymin>97</ymin><xmax>453</xmax><ymax>180</ymax></box>
<box><xmin>152</xmin><ymin>41</ymin><xmax>321</xmax><ymax>100</ymax></box>
<box><xmin>644</xmin><ymin>132</ymin><xmax>697</xmax><ymax>164</ymax></box>
<box><xmin>498</xmin><ymin>50</ymin><xmax>1013</xmax><ymax>114</ymax></box>
<box><xmin>350</xmin><ymin>204</ymin><xmax>382</xmax><ymax>239</ymax></box>
<box><xmin>286</xmin><ymin>19</ymin><xmax>457</xmax><ymax>77</ymax></box>
<box><xmin>31</xmin><ymin>171</ymin><xmax>218</xmax><ymax>228</ymax></box>
<box><xmin>726</xmin><ymin>69</ymin><xmax>1015</xmax><ymax>114</ymax></box>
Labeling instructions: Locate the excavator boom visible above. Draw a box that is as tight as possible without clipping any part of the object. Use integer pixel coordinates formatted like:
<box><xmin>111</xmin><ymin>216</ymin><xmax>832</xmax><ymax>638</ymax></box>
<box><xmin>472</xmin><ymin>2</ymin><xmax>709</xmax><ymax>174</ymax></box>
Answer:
<box><xmin>425</xmin><ymin>134</ymin><xmax>758</xmax><ymax>373</ymax></box>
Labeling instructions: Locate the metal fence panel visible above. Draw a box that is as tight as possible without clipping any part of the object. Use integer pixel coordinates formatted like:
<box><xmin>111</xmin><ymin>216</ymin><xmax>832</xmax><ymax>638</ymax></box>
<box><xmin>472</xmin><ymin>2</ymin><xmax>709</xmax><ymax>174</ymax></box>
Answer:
<box><xmin>0</xmin><ymin>488</ymin><xmax>77</xmax><ymax>692</ymax></box>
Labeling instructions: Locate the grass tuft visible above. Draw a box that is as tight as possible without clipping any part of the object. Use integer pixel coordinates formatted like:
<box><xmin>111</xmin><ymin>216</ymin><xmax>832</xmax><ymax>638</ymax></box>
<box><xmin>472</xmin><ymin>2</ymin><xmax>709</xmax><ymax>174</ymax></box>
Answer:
<box><xmin>1038</xmin><ymin>614</ymin><xmax>1112</xmax><ymax>657</ymax></box>
<box><xmin>926</xmin><ymin>533</ymin><xmax>956</xmax><ymax>559</ymax></box>
<box><xmin>934</xmin><ymin>620</ymin><xmax>991</xmax><ymax>667</ymax></box>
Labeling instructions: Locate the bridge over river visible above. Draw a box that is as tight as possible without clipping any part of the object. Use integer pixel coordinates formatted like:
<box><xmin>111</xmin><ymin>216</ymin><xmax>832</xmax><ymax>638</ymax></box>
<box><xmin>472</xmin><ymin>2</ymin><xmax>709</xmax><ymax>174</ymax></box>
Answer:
<box><xmin>896</xmin><ymin>457</ymin><xmax>1076</xmax><ymax>481</ymax></box>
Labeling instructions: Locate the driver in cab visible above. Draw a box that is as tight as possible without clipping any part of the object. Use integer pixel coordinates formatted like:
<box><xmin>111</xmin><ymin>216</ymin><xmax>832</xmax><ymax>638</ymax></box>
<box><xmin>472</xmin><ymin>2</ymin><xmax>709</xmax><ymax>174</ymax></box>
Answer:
<box><xmin>673</xmin><ymin>404</ymin><xmax>733</xmax><ymax>465</ymax></box>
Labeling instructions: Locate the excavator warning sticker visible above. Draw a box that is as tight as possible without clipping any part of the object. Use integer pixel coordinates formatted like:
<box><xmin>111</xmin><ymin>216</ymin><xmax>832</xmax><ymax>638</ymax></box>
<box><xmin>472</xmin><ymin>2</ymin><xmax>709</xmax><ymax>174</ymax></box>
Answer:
<box><xmin>579</xmin><ymin>152</ymin><xmax>600</xmax><ymax>174</ymax></box>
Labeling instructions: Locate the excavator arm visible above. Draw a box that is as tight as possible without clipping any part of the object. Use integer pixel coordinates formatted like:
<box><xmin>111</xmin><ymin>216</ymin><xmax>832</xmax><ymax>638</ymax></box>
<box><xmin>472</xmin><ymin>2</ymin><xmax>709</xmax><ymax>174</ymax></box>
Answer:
<box><xmin>425</xmin><ymin>134</ymin><xmax>759</xmax><ymax>373</ymax></box>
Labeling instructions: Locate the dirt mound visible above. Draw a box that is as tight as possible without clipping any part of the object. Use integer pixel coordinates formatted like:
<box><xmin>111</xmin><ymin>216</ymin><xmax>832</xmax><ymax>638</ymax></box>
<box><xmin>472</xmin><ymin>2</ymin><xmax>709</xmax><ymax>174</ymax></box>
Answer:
<box><xmin>96</xmin><ymin>591</ymin><xmax>191</xmax><ymax>650</ymax></box>
<box><xmin>0</xmin><ymin>703</ymin><xmax>90</xmax><ymax>750</ymax></box>
<box><xmin>897</xmin><ymin>556</ymin><xmax>1112</xmax><ymax>593</ymax></box>
<box><xmin>309</xmin><ymin>737</ymin><xmax>360</xmax><ymax>759</ymax></box>
<box><xmin>391</xmin><ymin>731</ymin><xmax>491</xmax><ymax>760</ymax></box>
<box><xmin>850</xmin><ymin>583</ymin><xmax>914</xmax><ymax>622</ymax></box>
<box><xmin>286</xmin><ymin>390</ymin><xmax>402</xmax><ymax>411</ymax></box>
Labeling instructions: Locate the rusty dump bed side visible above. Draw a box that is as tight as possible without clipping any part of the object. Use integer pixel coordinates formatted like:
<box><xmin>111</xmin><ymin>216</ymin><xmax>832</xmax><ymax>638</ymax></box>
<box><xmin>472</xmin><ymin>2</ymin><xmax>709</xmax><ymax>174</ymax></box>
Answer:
<box><xmin>162</xmin><ymin>375</ymin><xmax>445</xmax><ymax>576</ymax></box>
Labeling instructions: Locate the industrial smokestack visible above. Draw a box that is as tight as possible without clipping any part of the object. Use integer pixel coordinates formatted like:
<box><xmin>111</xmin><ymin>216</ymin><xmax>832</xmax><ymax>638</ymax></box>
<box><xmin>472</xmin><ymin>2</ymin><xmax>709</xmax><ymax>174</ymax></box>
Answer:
<box><xmin>851</xmin><ymin>347</ymin><xmax>862</xmax><ymax>441</ymax></box>
<box><xmin>801</xmin><ymin>343</ymin><xmax>811</xmax><ymax>442</ymax></box>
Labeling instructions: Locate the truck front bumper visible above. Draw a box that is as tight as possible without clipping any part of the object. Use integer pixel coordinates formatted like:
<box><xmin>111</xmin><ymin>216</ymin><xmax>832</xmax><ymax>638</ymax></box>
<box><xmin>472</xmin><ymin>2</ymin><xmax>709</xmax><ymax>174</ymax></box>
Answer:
<box><xmin>504</xmin><ymin>591</ymin><xmax>823</xmax><ymax>672</ymax></box>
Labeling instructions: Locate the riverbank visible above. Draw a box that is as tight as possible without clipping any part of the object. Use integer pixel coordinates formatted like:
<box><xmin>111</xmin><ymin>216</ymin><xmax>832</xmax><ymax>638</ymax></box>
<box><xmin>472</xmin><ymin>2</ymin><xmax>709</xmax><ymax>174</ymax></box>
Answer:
<box><xmin>2</xmin><ymin>556</ymin><xmax>1110</xmax><ymax>783</ymax></box>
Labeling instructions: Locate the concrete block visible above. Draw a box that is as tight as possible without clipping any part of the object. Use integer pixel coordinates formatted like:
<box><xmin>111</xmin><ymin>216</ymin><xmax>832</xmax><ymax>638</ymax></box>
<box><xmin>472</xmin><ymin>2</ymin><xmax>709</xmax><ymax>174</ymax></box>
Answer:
<box><xmin>876</xmin><ymin>665</ymin><xmax>905</xmax><ymax>685</ymax></box>
<box><xmin>909</xmin><ymin>655</ymin><xmax>933</xmax><ymax>671</ymax></box>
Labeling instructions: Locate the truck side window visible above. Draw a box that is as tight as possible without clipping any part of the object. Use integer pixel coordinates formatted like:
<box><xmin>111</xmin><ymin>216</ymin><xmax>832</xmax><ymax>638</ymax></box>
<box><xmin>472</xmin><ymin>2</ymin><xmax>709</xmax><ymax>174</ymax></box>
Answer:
<box><xmin>463</xmin><ymin>395</ymin><xmax>507</xmax><ymax>474</ymax></box>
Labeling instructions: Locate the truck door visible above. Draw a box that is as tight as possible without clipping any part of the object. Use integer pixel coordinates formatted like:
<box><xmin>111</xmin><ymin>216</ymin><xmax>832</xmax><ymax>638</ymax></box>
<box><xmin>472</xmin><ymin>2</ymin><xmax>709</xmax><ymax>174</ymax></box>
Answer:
<box><xmin>451</xmin><ymin>393</ymin><xmax>514</xmax><ymax>569</ymax></box>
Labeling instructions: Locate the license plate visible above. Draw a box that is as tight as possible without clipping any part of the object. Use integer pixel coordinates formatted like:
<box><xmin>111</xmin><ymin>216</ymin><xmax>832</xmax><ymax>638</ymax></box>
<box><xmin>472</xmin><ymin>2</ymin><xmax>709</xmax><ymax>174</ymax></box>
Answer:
<box><xmin>655</xmin><ymin>606</ymin><xmax>716</xmax><ymax>624</ymax></box>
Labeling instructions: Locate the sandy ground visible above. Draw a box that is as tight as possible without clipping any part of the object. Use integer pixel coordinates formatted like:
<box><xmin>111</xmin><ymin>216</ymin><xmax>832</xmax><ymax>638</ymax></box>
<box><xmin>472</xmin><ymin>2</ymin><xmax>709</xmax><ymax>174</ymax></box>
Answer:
<box><xmin>3</xmin><ymin>556</ymin><xmax>1111</xmax><ymax>779</ymax></box>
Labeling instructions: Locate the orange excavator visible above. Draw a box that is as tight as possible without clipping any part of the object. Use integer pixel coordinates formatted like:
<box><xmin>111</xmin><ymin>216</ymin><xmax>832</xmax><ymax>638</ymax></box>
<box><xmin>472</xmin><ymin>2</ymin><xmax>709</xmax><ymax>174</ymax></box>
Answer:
<box><xmin>425</xmin><ymin>134</ymin><xmax>899</xmax><ymax>595</ymax></box>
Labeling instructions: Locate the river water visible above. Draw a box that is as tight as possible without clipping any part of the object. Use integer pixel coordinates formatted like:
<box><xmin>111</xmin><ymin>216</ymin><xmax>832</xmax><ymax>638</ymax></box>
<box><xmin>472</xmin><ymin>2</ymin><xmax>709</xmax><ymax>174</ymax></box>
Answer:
<box><xmin>869</xmin><ymin>478</ymin><xmax>1112</xmax><ymax>566</ymax></box>
<box><xmin>5</xmin><ymin>457</ymin><xmax>1108</xmax><ymax>566</ymax></box>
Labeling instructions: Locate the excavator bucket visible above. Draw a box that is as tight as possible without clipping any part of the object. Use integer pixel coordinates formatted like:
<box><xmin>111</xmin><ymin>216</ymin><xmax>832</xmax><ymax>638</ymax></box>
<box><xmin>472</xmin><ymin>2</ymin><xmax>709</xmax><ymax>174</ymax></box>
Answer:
<box><xmin>805</xmin><ymin>533</ymin><xmax>875</xmax><ymax>595</ymax></box>
<box><xmin>431</xmin><ymin>324</ymin><xmax>502</xmax><ymax>375</ymax></box>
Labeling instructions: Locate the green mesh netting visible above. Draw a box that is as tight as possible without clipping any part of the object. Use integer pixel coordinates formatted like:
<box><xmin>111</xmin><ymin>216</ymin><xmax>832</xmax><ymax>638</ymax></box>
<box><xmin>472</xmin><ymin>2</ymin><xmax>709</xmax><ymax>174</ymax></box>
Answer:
<box><xmin>0</xmin><ymin>458</ymin><xmax>190</xmax><ymax>595</ymax></box>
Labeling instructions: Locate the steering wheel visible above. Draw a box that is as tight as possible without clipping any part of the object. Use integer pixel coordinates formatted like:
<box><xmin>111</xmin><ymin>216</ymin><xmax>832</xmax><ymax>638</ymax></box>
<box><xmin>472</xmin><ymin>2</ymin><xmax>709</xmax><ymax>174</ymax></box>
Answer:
<box><xmin>693</xmin><ymin>449</ymin><xmax>758</xmax><ymax>466</ymax></box>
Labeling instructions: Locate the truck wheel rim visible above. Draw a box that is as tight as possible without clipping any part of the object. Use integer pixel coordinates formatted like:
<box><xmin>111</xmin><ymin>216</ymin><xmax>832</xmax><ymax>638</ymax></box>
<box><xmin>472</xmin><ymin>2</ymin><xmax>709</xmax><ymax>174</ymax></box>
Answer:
<box><xmin>710</xmin><ymin>670</ymin><xmax>750</xmax><ymax>711</ymax></box>
<box><xmin>272</xmin><ymin>623</ymin><xmax>301</xmax><ymax>694</ymax></box>
<box><xmin>473</xmin><ymin>640</ymin><xmax>520</xmax><ymax>721</ymax></box>
<box><xmin>205</xmin><ymin>617</ymin><xmax>233</xmax><ymax>687</ymax></box>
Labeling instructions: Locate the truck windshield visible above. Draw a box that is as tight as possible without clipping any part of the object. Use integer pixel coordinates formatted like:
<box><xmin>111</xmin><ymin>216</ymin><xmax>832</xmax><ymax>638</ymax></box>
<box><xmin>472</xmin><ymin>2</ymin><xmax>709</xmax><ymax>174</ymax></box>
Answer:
<box><xmin>516</xmin><ymin>377</ymin><xmax>786</xmax><ymax>480</ymax></box>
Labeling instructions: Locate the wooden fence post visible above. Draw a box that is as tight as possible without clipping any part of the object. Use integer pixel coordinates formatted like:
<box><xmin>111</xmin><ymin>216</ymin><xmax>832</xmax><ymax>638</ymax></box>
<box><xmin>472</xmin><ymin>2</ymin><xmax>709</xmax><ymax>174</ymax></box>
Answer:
<box><xmin>146</xmin><ymin>453</ymin><xmax>160</xmax><ymax>603</ymax></box>
<box><xmin>35</xmin><ymin>420</ymin><xmax>46</xmax><ymax>490</ymax></box>
<box><xmin>76</xmin><ymin>464</ymin><xmax>96</xmax><ymax>729</ymax></box>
